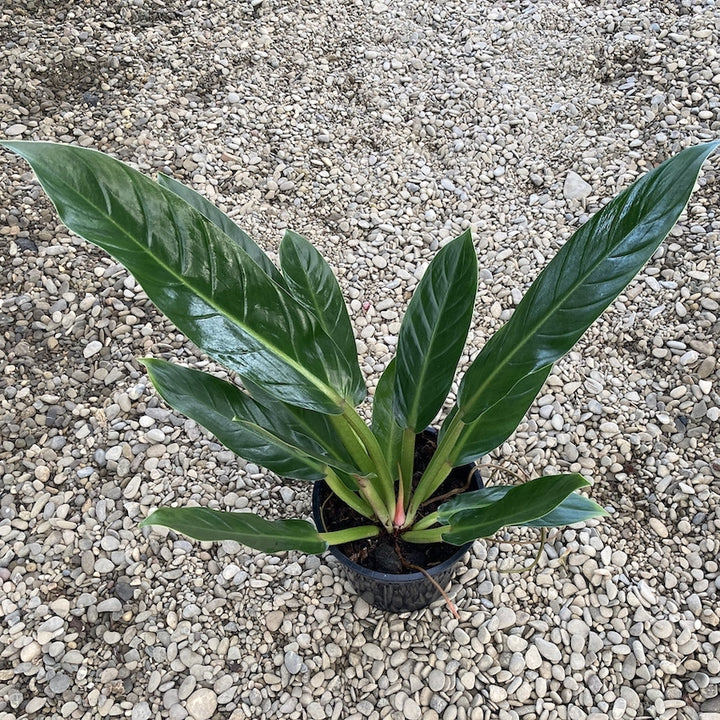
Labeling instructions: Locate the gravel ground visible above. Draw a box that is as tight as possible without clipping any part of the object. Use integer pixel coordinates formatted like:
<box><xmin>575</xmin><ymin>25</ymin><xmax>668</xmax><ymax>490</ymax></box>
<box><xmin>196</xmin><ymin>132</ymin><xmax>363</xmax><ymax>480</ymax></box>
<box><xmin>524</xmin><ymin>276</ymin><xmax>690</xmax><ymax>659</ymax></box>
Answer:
<box><xmin>1</xmin><ymin>1</ymin><xmax>720</xmax><ymax>719</ymax></box>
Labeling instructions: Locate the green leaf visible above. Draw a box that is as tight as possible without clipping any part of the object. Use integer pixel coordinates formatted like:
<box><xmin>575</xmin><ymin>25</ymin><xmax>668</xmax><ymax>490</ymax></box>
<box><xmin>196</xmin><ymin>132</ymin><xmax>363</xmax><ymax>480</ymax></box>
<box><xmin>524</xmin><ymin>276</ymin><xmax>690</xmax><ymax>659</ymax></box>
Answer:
<box><xmin>455</xmin><ymin>142</ymin><xmax>719</xmax><ymax>424</ymax></box>
<box><xmin>441</xmin><ymin>365</ymin><xmax>552</xmax><ymax>466</ymax></box>
<box><xmin>437</xmin><ymin>482</ymin><xmax>607</xmax><ymax>527</ymax></box>
<box><xmin>3</xmin><ymin>141</ymin><xmax>362</xmax><ymax>414</ymax></box>
<box><xmin>525</xmin><ymin>493</ymin><xmax>608</xmax><ymax>527</ymax></box>
<box><xmin>279</xmin><ymin>229</ymin><xmax>365</xmax><ymax>404</ymax></box>
<box><xmin>438</xmin><ymin>473</ymin><xmax>591</xmax><ymax>544</ymax></box>
<box><xmin>371</xmin><ymin>358</ymin><xmax>403</xmax><ymax>475</ymax></box>
<box><xmin>142</xmin><ymin>358</ymin><xmax>357</xmax><ymax>480</ymax></box>
<box><xmin>141</xmin><ymin>507</ymin><xmax>328</xmax><ymax>554</ymax></box>
<box><xmin>157</xmin><ymin>172</ymin><xmax>285</xmax><ymax>286</ymax></box>
<box><xmin>394</xmin><ymin>230</ymin><xmax>477</xmax><ymax>431</ymax></box>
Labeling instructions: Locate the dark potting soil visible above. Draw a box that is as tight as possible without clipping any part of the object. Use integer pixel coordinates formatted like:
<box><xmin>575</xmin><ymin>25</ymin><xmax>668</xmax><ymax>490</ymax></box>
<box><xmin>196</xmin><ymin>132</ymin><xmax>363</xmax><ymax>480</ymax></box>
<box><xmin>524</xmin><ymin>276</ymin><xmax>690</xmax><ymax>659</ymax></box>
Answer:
<box><xmin>317</xmin><ymin>429</ymin><xmax>478</xmax><ymax>574</ymax></box>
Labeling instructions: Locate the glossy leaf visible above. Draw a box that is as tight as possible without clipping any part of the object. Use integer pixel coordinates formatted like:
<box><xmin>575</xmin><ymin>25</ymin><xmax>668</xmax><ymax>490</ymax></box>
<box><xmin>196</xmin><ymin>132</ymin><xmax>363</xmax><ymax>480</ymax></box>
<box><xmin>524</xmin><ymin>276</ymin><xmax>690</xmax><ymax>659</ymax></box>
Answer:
<box><xmin>371</xmin><ymin>358</ymin><xmax>403</xmax><ymax>475</ymax></box>
<box><xmin>441</xmin><ymin>366</ymin><xmax>552</xmax><ymax>466</ymax></box>
<box><xmin>3</xmin><ymin>141</ymin><xmax>363</xmax><ymax>414</ymax></box>
<box><xmin>142</xmin><ymin>358</ymin><xmax>357</xmax><ymax>480</ymax></box>
<box><xmin>141</xmin><ymin>507</ymin><xmax>327</xmax><ymax>553</ymax></box>
<box><xmin>438</xmin><ymin>473</ymin><xmax>590</xmax><ymax>544</ymax></box>
<box><xmin>437</xmin><ymin>482</ymin><xmax>607</xmax><ymax>527</ymax></box>
<box><xmin>455</xmin><ymin>142</ymin><xmax>719</xmax><ymax>424</ymax></box>
<box><xmin>279</xmin><ymin>229</ymin><xmax>364</xmax><ymax>398</ymax></box>
<box><xmin>157</xmin><ymin>172</ymin><xmax>285</xmax><ymax>285</ymax></box>
<box><xmin>394</xmin><ymin>230</ymin><xmax>477</xmax><ymax>431</ymax></box>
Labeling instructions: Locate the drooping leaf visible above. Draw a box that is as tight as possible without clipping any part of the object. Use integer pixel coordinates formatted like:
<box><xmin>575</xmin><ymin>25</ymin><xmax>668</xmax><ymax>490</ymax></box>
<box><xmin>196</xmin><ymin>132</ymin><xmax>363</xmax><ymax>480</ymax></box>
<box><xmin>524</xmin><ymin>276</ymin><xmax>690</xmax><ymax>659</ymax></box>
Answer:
<box><xmin>394</xmin><ymin>230</ymin><xmax>477</xmax><ymax>431</ymax></box>
<box><xmin>438</xmin><ymin>473</ymin><xmax>591</xmax><ymax>544</ymax></box>
<box><xmin>437</xmin><ymin>481</ymin><xmax>607</xmax><ymax>527</ymax></box>
<box><xmin>279</xmin><ymin>229</ymin><xmax>364</xmax><ymax>397</ymax></box>
<box><xmin>3</xmin><ymin>141</ymin><xmax>364</xmax><ymax>413</ymax></box>
<box><xmin>454</xmin><ymin>143</ymin><xmax>719</xmax><ymax>425</ymax></box>
<box><xmin>141</xmin><ymin>507</ymin><xmax>327</xmax><ymax>553</ymax></box>
<box><xmin>441</xmin><ymin>365</ymin><xmax>552</xmax><ymax>466</ymax></box>
<box><xmin>525</xmin><ymin>492</ymin><xmax>608</xmax><ymax>527</ymax></box>
<box><xmin>157</xmin><ymin>172</ymin><xmax>285</xmax><ymax>286</ymax></box>
<box><xmin>371</xmin><ymin>358</ymin><xmax>403</xmax><ymax>475</ymax></box>
<box><xmin>141</xmin><ymin>358</ymin><xmax>357</xmax><ymax>480</ymax></box>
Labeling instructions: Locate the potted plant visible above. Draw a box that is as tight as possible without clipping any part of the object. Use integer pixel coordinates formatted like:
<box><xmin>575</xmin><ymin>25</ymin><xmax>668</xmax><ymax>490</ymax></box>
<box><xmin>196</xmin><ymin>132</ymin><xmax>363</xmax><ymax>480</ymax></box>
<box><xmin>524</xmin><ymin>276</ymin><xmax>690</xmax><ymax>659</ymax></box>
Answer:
<box><xmin>3</xmin><ymin>140</ymin><xmax>717</xmax><ymax>613</ymax></box>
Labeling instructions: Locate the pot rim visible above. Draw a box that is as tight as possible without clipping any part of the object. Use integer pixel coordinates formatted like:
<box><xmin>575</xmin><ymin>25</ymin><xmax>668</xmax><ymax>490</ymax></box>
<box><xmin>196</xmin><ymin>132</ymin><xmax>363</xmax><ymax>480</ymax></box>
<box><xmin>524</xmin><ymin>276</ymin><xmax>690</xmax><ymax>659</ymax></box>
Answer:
<box><xmin>311</xmin><ymin>475</ymin><xmax>478</xmax><ymax>585</ymax></box>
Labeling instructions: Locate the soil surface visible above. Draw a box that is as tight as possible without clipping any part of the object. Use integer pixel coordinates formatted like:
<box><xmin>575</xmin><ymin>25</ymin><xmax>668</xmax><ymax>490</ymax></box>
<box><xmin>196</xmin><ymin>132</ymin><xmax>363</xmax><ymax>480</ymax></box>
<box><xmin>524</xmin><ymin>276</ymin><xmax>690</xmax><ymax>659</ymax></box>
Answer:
<box><xmin>317</xmin><ymin>429</ymin><xmax>479</xmax><ymax>574</ymax></box>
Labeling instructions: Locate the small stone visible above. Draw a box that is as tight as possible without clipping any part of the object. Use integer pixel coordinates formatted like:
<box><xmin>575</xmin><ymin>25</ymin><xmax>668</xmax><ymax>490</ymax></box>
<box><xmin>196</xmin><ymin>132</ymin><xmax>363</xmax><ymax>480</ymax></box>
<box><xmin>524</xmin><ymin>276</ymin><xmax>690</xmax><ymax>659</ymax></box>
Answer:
<box><xmin>652</xmin><ymin>619</ymin><xmax>674</xmax><ymax>639</ymax></box>
<box><xmin>534</xmin><ymin>637</ymin><xmax>562</xmax><ymax>663</ymax></box>
<box><xmin>5</xmin><ymin>123</ymin><xmax>28</xmax><ymax>136</ymax></box>
<box><xmin>372</xmin><ymin>255</ymin><xmax>388</xmax><ymax>269</ymax></box>
<box><xmin>284</xmin><ymin>651</ymin><xmax>303</xmax><ymax>675</ymax></box>
<box><xmin>186</xmin><ymin>688</ymin><xmax>217</xmax><ymax>720</ymax></box>
<box><xmin>132</xmin><ymin>702</ymin><xmax>152</xmax><ymax>720</ymax></box>
<box><xmin>428</xmin><ymin>669</ymin><xmax>446</xmax><ymax>692</ymax></box>
<box><xmin>525</xmin><ymin>644</ymin><xmax>542</xmax><ymax>670</ymax></box>
<box><xmin>49</xmin><ymin>598</ymin><xmax>71</xmax><ymax>617</ymax></box>
<box><xmin>83</xmin><ymin>340</ymin><xmax>103</xmax><ymax>358</ymax></box>
<box><xmin>564</xmin><ymin>171</ymin><xmax>592</xmax><ymax>200</ymax></box>
<box><xmin>265</xmin><ymin>611</ymin><xmax>283</xmax><ymax>632</ymax></box>
<box><xmin>495</xmin><ymin>607</ymin><xmax>516</xmax><ymax>629</ymax></box>
<box><xmin>649</xmin><ymin>518</ymin><xmax>669</xmax><ymax>538</ymax></box>
<box><xmin>97</xmin><ymin>598</ymin><xmax>122</xmax><ymax>613</ymax></box>
<box><xmin>362</xmin><ymin>643</ymin><xmax>384</xmax><ymax>661</ymax></box>
<box><xmin>49</xmin><ymin>673</ymin><xmax>71</xmax><ymax>694</ymax></box>
<box><xmin>403</xmin><ymin>697</ymin><xmax>422</xmax><ymax>720</ymax></box>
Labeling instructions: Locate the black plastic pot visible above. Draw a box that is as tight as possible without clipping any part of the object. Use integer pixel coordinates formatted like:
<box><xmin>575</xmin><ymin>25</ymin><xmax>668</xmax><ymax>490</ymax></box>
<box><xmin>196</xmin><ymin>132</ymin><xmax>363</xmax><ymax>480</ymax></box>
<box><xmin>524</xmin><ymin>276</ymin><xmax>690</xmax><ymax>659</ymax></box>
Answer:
<box><xmin>312</xmin><ymin>435</ymin><xmax>482</xmax><ymax>613</ymax></box>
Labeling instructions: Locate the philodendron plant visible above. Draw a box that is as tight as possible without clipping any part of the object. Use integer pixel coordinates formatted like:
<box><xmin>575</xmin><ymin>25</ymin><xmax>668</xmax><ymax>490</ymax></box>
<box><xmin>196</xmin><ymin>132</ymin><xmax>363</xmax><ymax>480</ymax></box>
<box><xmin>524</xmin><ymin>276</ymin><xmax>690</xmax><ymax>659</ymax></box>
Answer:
<box><xmin>4</xmin><ymin>141</ymin><xmax>717</xmax><ymax>560</ymax></box>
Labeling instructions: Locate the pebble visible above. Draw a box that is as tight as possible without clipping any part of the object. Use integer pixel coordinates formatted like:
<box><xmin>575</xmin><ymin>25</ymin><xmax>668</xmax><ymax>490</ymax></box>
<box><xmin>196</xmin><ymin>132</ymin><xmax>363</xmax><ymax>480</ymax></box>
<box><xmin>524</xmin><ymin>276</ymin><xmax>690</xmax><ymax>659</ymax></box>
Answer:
<box><xmin>534</xmin><ymin>638</ymin><xmax>563</xmax><ymax>663</ymax></box>
<box><xmin>185</xmin><ymin>689</ymin><xmax>217</xmax><ymax>720</ymax></box>
<box><xmin>564</xmin><ymin>171</ymin><xmax>592</xmax><ymax>200</ymax></box>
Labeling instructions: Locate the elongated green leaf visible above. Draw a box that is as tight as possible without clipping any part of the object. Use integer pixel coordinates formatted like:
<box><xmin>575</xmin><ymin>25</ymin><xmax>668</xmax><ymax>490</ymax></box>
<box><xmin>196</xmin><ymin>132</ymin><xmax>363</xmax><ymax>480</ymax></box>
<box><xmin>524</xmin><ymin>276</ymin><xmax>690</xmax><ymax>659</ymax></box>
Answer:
<box><xmin>157</xmin><ymin>172</ymin><xmax>286</xmax><ymax>286</ymax></box>
<box><xmin>4</xmin><ymin>141</ymin><xmax>363</xmax><ymax>413</ymax></box>
<box><xmin>394</xmin><ymin>230</ymin><xmax>477</xmax><ymax>431</ymax></box>
<box><xmin>455</xmin><ymin>142</ymin><xmax>719</xmax><ymax>424</ymax></box>
<box><xmin>279</xmin><ymin>230</ymin><xmax>364</xmax><ymax>396</ymax></box>
<box><xmin>371</xmin><ymin>358</ymin><xmax>403</xmax><ymax>474</ymax></box>
<box><xmin>438</xmin><ymin>473</ymin><xmax>590</xmax><ymax>544</ymax></box>
<box><xmin>441</xmin><ymin>366</ymin><xmax>552</xmax><ymax>466</ymax></box>
<box><xmin>525</xmin><ymin>493</ymin><xmax>607</xmax><ymax>527</ymax></box>
<box><xmin>142</xmin><ymin>358</ymin><xmax>357</xmax><ymax>480</ymax></box>
<box><xmin>141</xmin><ymin>507</ymin><xmax>327</xmax><ymax>553</ymax></box>
<box><xmin>437</xmin><ymin>482</ymin><xmax>607</xmax><ymax>527</ymax></box>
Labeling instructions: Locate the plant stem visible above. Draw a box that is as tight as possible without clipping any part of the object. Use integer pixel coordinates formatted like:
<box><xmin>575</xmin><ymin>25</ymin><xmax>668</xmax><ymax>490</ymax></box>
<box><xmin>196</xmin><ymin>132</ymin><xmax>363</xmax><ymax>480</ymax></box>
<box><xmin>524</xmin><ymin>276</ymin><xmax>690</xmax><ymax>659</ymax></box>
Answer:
<box><xmin>318</xmin><ymin>525</ymin><xmax>380</xmax><ymax>545</ymax></box>
<box><xmin>404</xmin><ymin>412</ymin><xmax>466</xmax><ymax>525</ymax></box>
<box><xmin>399</xmin><ymin>427</ymin><xmax>415</xmax><ymax>508</ymax></box>
<box><xmin>340</xmin><ymin>404</ymin><xmax>396</xmax><ymax>512</ymax></box>
<box><xmin>402</xmin><ymin>526</ymin><xmax>445</xmax><ymax>544</ymax></box>
<box><xmin>323</xmin><ymin>468</ymin><xmax>374</xmax><ymax>520</ymax></box>
<box><xmin>355</xmin><ymin>475</ymin><xmax>393</xmax><ymax>530</ymax></box>
<box><xmin>408</xmin><ymin>511</ymin><xmax>439</xmax><ymax>532</ymax></box>
<box><xmin>329</xmin><ymin>413</ymin><xmax>373</xmax><ymax>475</ymax></box>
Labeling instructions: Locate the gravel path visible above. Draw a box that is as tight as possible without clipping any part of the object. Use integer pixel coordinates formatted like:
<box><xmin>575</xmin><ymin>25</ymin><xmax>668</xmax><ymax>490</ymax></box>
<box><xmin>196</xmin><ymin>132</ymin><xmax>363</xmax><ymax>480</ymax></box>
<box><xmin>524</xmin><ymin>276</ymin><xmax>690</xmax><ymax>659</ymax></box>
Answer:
<box><xmin>2</xmin><ymin>1</ymin><xmax>719</xmax><ymax>719</ymax></box>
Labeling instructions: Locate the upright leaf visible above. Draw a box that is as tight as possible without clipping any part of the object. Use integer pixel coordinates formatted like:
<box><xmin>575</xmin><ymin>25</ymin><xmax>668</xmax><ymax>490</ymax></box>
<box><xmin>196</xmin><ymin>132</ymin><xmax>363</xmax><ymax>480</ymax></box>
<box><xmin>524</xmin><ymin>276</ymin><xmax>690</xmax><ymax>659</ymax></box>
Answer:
<box><xmin>158</xmin><ymin>172</ymin><xmax>286</xmax><ymax>286</ymax></box>
<box><xmin>371</xmin><ymin>358</ymin><xmax>403</xmax><ymax>475</ymax></box>
<box><xmin>4</xmin><ymin>141</ymin><xmax>364</xmax><ymax>413</ymax></box>
<box><xmin>279</xmin><ymin>229</ymin><xmax>365</xmax><ymax>398</ymax></box>
<box><xmin>141</xmin><ymin>359</ymin><xmax>358</xmax><ymax>480</ymax></box>
<box><xmin>394</xmin><ymin>230</ymin><xmax>477</xmax><ymax>431</ymax></box>
<box><xmin>438</xmin><ymin>474</ymin><xmax>591</xmax><ymax>544</ymax></box>
<box><xmin>441</xmin><ymin>366</ymin><xmax>552</xmax><ymax>466</ymax></box>
<box><xmin>141</xmin><ymin>507</ymin><xmax>328</xmax><ymax>553</ymax></box>
<box><xmin>455</xmin><ymin>143</ymin><xmax>719</xmax><ymax>424</ymax></box>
